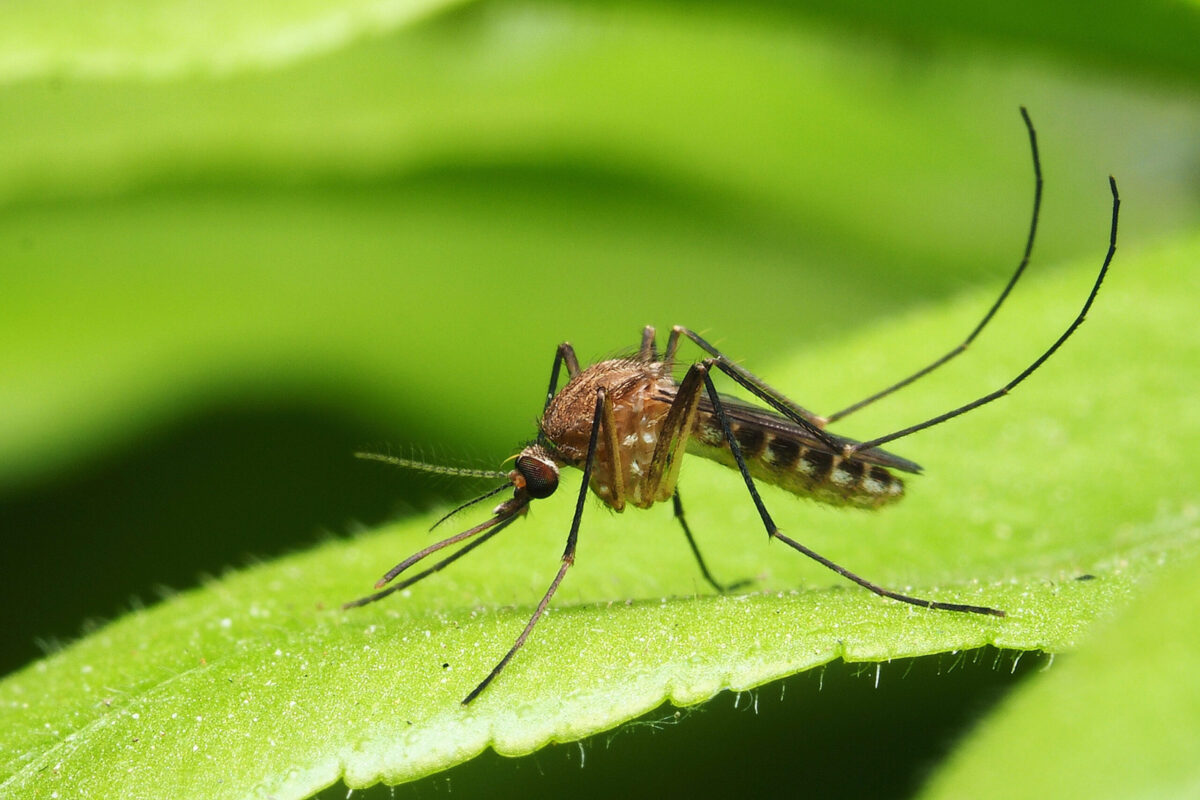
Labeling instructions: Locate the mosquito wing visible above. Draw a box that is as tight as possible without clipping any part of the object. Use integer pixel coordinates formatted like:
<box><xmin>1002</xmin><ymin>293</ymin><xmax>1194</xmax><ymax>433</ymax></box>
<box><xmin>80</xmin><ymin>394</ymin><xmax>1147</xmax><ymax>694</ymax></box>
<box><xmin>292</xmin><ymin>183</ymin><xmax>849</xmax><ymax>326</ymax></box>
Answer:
<box><xmin>694</xmin><ymin>391</ymin><xmax>923</xmax><ymax>474</ymax></box>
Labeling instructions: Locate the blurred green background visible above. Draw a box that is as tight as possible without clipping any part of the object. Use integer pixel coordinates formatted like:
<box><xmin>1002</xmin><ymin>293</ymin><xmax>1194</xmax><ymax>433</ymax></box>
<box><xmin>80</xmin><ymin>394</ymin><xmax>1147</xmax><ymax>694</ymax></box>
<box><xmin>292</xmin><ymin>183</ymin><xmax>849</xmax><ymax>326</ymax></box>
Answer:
<box><xmin>2</xmin><ymin>0</ymin><xmax>1199</xmax><ymax>796</ymax></box>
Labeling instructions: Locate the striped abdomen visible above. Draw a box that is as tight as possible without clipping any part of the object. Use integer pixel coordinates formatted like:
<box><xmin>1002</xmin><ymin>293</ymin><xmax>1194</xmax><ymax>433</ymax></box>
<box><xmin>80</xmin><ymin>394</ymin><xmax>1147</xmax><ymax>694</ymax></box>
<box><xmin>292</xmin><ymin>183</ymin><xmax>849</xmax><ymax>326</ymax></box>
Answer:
<box><xmin>687</xmin><ymin>412</ymin><xmax>905</xmax><ymax>509</ymax></box>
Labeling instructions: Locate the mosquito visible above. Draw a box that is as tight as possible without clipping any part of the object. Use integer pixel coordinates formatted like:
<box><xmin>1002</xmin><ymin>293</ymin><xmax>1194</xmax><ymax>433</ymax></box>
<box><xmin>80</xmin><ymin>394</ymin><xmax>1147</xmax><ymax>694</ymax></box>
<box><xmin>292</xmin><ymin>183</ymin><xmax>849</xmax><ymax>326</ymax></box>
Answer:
<box><xmin>346</xmin><ymin>108</ymin><xmax>1120</xmax><ymax>705</ymax></box>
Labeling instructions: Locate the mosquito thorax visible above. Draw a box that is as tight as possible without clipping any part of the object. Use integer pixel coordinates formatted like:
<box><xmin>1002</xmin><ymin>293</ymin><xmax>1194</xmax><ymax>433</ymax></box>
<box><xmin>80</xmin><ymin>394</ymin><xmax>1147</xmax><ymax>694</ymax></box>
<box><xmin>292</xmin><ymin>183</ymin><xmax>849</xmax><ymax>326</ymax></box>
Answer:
<box><xmin>513</xmin><ymin>447</ymin><xmax>560</xmax><ymax>499</ymax></box>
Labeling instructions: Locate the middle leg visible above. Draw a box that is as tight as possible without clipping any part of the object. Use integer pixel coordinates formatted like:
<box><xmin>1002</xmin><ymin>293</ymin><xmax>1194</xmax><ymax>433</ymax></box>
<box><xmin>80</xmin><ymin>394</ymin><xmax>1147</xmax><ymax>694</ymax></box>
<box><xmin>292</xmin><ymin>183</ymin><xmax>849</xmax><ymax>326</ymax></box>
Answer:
<box><xmin>673</xmin><ymin>490</ymin><xmax>751</xmax><ymax>594</ymax></box>
<box><xmin>644</xmin><ymin>360</ymin><xmax>747</xmax><ymax>593</ymax></box>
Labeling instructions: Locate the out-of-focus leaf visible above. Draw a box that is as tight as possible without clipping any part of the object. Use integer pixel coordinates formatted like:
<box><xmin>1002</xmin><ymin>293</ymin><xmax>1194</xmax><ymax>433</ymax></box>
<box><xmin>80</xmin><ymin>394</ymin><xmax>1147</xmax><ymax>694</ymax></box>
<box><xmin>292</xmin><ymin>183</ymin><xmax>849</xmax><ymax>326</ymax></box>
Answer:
<box><xmin>919</xmin><ymin>540</ymin><xmax>1200</xmax><ymax>799</ymax></box>
<box><xmin>5</xmin><ymin>0</ymin><xmax>1200</xmax><ymax>84</ymax></box>
<box><xmin>0</xmin><ymin>0</ymin><xmax>469</xmax><ymax>80</ymax></box>
<box><xmin>3</xmin><ymin>2</ymin><xmax>1198</xmax><ymax>487</ymax></box>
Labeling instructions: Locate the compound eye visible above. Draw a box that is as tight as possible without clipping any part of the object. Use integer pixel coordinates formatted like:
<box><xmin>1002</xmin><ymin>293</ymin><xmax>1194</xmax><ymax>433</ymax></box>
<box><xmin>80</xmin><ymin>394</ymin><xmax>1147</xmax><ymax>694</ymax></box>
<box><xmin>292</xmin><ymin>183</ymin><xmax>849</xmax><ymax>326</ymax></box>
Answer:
<box><xmin>516</xmin><ymin>456</ymin><xmax>558</xmax><ymax>499</ymax></box>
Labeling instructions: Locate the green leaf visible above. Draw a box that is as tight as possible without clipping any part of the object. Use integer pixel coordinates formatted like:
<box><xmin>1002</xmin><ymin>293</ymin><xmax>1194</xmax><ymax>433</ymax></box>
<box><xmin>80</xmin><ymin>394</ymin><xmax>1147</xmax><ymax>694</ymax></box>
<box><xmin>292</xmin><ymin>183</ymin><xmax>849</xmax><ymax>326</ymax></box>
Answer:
<box><xmin>3</xmin><ymin>1</ymin><xmax>1199</xmax><ymax>488</ymax></box>
<box><xmin>919</xmin><ymin>542</ymin><xmax>1200</xmax><ymax>799</ymax></box>
<box><xmin>4</xmin><ymin>231</ymin><xmax>1198</xmax><ymax>798</ymax></box>
<box><xmin>5</xmin><ymin>2</ymin><xmax>1200</xmax><ymax>798</ymax></box>
<box><xmin>782</xmin><ymin>0</ymin><xmax>1200</xmax><ymax>84</ymax></box>
<box><xmin>0</xmin><ymin>0</ymin><xmax>469</xmax><ymax>81</ymax></box>
<box><xmin>5</xmin><ymin>0</ymin><xmax>1200</xmax><ymax>84</ymax></box>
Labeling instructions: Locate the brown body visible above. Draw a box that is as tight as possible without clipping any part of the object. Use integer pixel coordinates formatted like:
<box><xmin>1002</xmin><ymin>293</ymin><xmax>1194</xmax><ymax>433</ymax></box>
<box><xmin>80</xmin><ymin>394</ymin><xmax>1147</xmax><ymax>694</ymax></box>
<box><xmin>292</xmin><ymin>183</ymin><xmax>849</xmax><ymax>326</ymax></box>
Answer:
<box><xmin>349</xmin><ymin>110</ymin><xmax>1116</xmax><ymax>704</ymax></box>
<box><xmin>540</xmin><ymin>358</ymin><xmax>677</xmax><ymax>508</ymax></box>
<box><xmin>539</xmin><ymin>358</ymin><xmax>909</xmax><ymax>512</ymax></box>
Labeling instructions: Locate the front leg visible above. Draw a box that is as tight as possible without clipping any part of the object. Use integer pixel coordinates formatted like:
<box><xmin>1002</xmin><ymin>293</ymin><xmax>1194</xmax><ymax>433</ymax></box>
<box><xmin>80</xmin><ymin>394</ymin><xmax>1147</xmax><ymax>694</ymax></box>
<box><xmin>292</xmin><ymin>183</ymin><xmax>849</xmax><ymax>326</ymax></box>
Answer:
<box><xmin>462</xmin><ymin>387</ymin><xmax>607</xmax><ymax>704</ymax></box>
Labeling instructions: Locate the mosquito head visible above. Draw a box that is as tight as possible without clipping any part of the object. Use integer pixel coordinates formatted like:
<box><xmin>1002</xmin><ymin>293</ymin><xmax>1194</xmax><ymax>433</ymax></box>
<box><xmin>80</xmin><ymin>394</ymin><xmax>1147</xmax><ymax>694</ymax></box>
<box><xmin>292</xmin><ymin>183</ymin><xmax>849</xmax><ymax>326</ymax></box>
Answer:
<box><xmin>511</xmin><ymin>445</ymin><xmax>560</xmax><ymax>500</ymax></box>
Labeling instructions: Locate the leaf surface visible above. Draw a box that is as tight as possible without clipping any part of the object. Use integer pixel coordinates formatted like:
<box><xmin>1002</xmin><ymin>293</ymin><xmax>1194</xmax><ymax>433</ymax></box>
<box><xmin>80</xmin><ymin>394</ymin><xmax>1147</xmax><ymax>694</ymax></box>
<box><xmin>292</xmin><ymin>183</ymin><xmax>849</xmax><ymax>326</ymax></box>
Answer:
<box><xmin>3</xmin><ymin>233</ymin><xmax>1198</xmax><ymax>798</ymax></box>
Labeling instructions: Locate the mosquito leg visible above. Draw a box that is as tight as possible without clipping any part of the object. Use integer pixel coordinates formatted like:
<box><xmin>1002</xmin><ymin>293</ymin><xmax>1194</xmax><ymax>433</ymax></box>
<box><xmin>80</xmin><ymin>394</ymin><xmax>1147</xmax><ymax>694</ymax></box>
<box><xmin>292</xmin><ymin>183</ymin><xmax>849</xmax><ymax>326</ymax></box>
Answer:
<box><xmin>600</xmin><ymin>389</ymin><xmax>627</xmax><ymax>511</ymax></box>
<box><xmin>638</xmin><ymin>325</ymin><xmax>658</xmax><ymax>363</ymax></box>
<box><xmin>462</xmin><ymin>388</ymin><xmax>606</xmax><ymax>704</ymax></box>
<box><xmin>847</xmin><ymin>175</ymin><xmax>1119</xmax><ymax>457</ymax></box>
<box><xmin>668</xmin><ymin>326</ymin><xmax>839</xmax><ymax>451</ymax></box>
<box><xmin>642</xmin><ymin>359</ymin><xmax>706</xmax><ymax>501</ymax></box>
<box><xmin>673</xmin><ymin>491</ymin><xmax>751</xmax><ymax>594</ymax></box>
<box><xmin>700</xmin><ymin>363</ymin><xmax>1005</xmax><ymax>617</ymax></box>
<box><xmin>543</xmin><ymin>342</ymin><xmax>582</xmax><ymax>413</ymax></box>
<box><xmin>825</xmin><ymin>107</ymin><xmax>1044</xmax><ymax>426</ymax></box>
<box><xmin>637</xmin><ymin>360</ymin><xmax>748</xmax><ymax>591</ymax></box>
<box><xmin>342</xmin><ymin>514</ymin><xmax>520</xmax><ymax>609</ymax></box>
